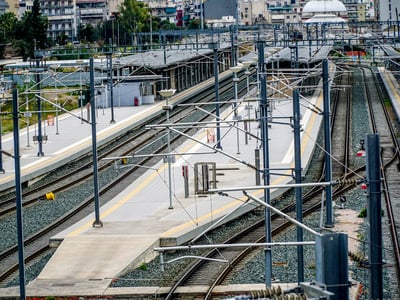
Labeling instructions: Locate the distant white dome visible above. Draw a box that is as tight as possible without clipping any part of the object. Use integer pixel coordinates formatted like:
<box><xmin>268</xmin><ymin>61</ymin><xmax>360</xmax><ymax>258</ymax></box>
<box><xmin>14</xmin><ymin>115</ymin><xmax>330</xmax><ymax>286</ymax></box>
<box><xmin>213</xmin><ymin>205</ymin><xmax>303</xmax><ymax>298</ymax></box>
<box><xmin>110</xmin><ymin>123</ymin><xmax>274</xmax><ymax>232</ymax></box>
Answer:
<box><xmin>303</xmin><ymin>0</ymin><xmax>347</xmax><ymax>14</ymax></box>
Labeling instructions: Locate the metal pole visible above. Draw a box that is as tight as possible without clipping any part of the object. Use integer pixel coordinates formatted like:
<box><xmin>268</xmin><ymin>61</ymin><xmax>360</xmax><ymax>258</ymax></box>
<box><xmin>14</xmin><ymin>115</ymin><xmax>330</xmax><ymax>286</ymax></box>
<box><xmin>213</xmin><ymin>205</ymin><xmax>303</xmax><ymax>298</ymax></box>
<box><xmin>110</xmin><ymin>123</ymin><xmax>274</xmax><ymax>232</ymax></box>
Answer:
<box><xmin>0</xmin><ymin>99</ymin><xmax>3</xmax><ymax>173</ymax></box>
<box><xmin>159</xmin><ymin>89</ymin><xmax>176</xmax><ymax>209</ymax></box>
<box><xmin>230</xmin><ymin>29</ymin><xmax>236</xmax><ymax>67</ymax></box>
<box><xmin>107</xmin><ymin>53</ymin><xmax>115</xmax><ymax>123</ymax></box>
<box><xmin>13</xmin><ymin>89</ymin><xmax>26</xmax><ymax>299</ymax></box>
<box><xmin>212</xmin><ymin>43</ymin><xmax>222</xmax><ymax>149</ymax></box>
<box><xmin>78</xmin><ymin>61</ymin><xmax>83</xmax><ymax>124</ymax></box>
<box><xmin>54</xmin><ymin>75</ymin><xmax>59</xmax><ymax>134</ymax></box>
<box><xmin>90</xmin><ymin>58</ymin><xmax>103</xmax><ymax>227</ymax></box>
<box><xmin>323</xmin><ymin>59</ymin><xmax>333</xmax><ymax>227</ymax></box>
<box><xmin>234</xmin><ymin>0</ymin><xmax>239</xmax><ymax>63</ymax></box>
<box><xmin>293</xmin><ymin>89</ymin><xmax>304</xmax><ymax>283</ymax></box>
<box><xmin>166</xmin><ymin>96</ymin><xmax>173</xmax><ymax>209</ymax></box>
<box><xmin>156</xmin><ymin>241</ymin><xmax>316</xmax><ymax>252</ymax></box>
<box><xmin>255</xmin><ymin>148</ymin><xmax>260</xmax><ymax>185</ymax></box>
<box><xmin>55</xmin><ymin>96</ymin><xmax>59</xmax><ymax>134</ymax></box>
<box><xmin>366</xmin><ymin>134</ymin><xmax>382</xmax><ymax>300</ymax></box>
<box><xmin>257</xmin><ymin>40</ymin><xmax>273</xmax><ymax>288</ymax></box>
<box><xmin>24</xmin><ymin>80</ymin><xmax>30</xmax><ymax>147</ymax></box>
<box><xmin>233</xmin><ymin>72</ymin><xmax>240</xmax><ymax>154</ymax></box>
<box><xmin>200</xmin><ymin>0</ymin><xmax>204</xmax><ymax>30</ymax></box>
<box><xmin>36</xmin><ymin>59</ymin><xmax>44</xmax><ymax>156</ymax></box>
<box><xmin>245</xmin><ymin>192</ymin><xmax>321</xmax><ymax>237</ymax></box>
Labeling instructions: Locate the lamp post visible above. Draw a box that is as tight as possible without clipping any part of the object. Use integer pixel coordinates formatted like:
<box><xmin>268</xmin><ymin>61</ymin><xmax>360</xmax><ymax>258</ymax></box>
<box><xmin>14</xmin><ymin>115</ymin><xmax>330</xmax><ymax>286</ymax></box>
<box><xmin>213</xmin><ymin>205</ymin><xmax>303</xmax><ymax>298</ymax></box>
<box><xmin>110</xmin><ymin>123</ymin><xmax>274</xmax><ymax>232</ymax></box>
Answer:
<box><xmin>211</xmin><ymin>41</ymin><xmax>222</xmax><ymax>149</ymax></box>
<box><xmin>242</xmin><ymin>61</ymin><xmax>252</xmax><ymax>142</ymax></box>
<box><xmin>77</xmin><ymin>60</ymin><xmax>84</xmax><ymax>124</ymax></box>
<box><xmin>53</xmin><ymin>71</ymin><xmax>59</xmax><ymax>134</ymax></box>
<box><xmin>230</xmin><ymin>63</ymin><xmax>243</xmax><ymax>154</ymax></box>
<box><xmin>106</xmin><ymin>53</ymin><xmax>115</xmax><ymax>124</ymax></box>
<box><xmin>159</xmin><ymin>89</ymin><xmax>176</xmax><ymax>209</ymax></box>
<box><xmin>55</xmin><ymin>96</ymin><xmax>59</xmax><ymax>134</ymax></box>
<box><xmin>34</xmin><ymin>59</ymin><xmax>44</xmax><ymax>157</ymax></box>
<box><xmin>252</xmin><ymin>56</ymin><xmax>260</xmax><ymax>96</ymax></box>
<box><xmin>115</xmin><ymin>58</ymin><xmax>121</xmax><ymax>107</ymax></box>
<box><xmin>24</xmin><ymin>76</ymin><xmax>31</xmax><ymax>147</ymax></box>
<box><xmin>242</xmin><ymin>61</ymin><xmax>252</xmax><ymax>96</ymax></box>
<box><xmin>0</xmin><ymin>89</ymin><xmax>4</xmax><ymax>173</ymax></box>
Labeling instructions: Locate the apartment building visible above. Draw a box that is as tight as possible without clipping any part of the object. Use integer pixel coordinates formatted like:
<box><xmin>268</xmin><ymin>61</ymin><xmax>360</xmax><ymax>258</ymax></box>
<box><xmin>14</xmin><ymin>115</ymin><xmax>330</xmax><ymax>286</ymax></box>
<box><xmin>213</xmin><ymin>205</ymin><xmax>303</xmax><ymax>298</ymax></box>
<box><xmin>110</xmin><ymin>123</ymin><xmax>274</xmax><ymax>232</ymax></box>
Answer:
<box><xmin>241</xmin><ymin>0</ymin><xmax>270</xmax><ymax>25</ymax></box>
<box><xmin>0</xmin><ymin>0</ymin><xmax>9</xmax><ymax>15</ymax></box>
<box><xmin>1</xmin><ymin>0</ymin><xmax>18</xmax><ymax>15</ymax></box>
<box><xmin>39</xmin><ymin>0</ymin><xmax>75</xmax><ymax>42</ymax></box>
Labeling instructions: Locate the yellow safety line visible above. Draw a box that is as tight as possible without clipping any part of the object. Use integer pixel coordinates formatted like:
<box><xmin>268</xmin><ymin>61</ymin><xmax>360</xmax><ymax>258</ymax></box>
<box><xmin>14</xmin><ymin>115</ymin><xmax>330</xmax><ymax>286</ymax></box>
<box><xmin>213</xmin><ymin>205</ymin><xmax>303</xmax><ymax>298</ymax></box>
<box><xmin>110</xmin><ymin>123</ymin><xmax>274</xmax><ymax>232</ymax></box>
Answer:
<box><xmin>68</xmin><ymin>164</ymin><xmax>168</xmax><ymax>236</ymax></box>
<box><xmin>67</xmin><ymin>128</ymin><xmax>207</xmax><ymax>236</ymax></box>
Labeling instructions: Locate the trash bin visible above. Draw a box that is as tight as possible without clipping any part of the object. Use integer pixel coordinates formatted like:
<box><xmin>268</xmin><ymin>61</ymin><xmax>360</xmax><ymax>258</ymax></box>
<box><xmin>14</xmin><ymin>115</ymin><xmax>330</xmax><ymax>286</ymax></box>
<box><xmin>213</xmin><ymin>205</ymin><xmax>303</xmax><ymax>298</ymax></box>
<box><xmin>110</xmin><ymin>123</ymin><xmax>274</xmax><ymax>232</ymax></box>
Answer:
<box><xmin>134</xmin><ymin>97</ymin><xmax>139</xmax><ymax>106</ymax></box>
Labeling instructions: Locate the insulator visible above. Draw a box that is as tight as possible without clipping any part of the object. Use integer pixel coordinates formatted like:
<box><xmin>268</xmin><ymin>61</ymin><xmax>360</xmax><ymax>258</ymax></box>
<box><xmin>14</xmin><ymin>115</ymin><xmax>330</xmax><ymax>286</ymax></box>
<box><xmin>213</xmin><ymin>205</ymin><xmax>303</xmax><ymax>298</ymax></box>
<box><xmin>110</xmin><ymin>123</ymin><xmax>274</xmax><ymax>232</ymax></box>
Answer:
<box><xmin>276</xmin><ymin>285</ymin><xmax>283</xmax><ymax>295</ymax></box>
<box><xmin>271</xmin><ymin>287</ymin><xmax>277</xmax><ymax>295</ymax></box>
<box><xmin>337</xmin><ymin>178</ymin><xmax>358</xmax><ymax>186</ymax></box>
<box><xmin>265</xmin><ymin>288</ymin><xmax>271</xmax><ymax>297</ymax></box>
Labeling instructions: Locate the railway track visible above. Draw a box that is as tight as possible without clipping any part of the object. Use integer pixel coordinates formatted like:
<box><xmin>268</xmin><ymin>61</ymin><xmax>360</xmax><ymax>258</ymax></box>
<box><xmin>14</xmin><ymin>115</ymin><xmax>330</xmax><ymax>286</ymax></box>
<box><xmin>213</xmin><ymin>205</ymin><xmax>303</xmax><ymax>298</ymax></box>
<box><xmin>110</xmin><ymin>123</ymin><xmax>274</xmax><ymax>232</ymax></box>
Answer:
<box><xmin>159</xmin><ymin>67</ymin><xmax>358</xmax><ymax>299</ymax></box>
<box><xmin>162</xmin><ymin>188</ymin><xmax>329</xmax><ymax>300</ymax></box>
<box><xmin>0</xmin><ymin>70</ymin><xmax>255</xmax><ymax>285</ymax></box>
<box><xmin>331</xmin><ymin>65</ymin><xmax>352</xmax><ymax>179</ymax></box>
<box><xmin>362</xmin><ymin>66</ymin><xmax>400</xmax><ymax>296</ymax></box>
<box><xmin>159</xmin><ymin>65</ymin><xmax>400</xmax><ymax>299</ymax></box>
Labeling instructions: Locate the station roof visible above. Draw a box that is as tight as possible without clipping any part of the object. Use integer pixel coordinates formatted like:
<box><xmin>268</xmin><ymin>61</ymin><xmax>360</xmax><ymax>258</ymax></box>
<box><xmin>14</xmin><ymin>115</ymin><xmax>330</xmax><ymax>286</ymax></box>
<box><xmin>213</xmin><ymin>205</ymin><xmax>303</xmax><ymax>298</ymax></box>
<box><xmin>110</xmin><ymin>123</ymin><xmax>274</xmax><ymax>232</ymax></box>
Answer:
<box><xmin>3</xmin><ymin>43</ymin><xmax>231</xmax><ymax>73</ymax></box>
<box><xmin>115</xmin><ymin>47</ymin><xmax>214</xmax><ymax>70</ymax></box>
<box><xmin>381</xmin><ymin>46</ymin><xmax>400</xmax><ymax>59</ymax></box>
<box><xmin>239</xmin><ymin>45</ymin><xmax>332</xmax><ymax>66</ymax></box>
<box><xmin>105</xmin><ymin>42</ymin><xmax>233</xmax><ymax>71</ymax></box>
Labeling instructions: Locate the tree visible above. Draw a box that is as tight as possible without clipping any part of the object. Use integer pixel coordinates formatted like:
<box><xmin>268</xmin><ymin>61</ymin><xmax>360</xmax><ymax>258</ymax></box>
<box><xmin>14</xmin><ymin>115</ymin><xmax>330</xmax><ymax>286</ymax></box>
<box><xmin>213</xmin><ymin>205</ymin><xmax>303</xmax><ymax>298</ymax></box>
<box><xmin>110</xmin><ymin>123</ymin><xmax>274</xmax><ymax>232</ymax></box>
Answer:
<box><xmin>119</xmin><ymin>0</ymin><xmax>150</xmax><ymax>45</ymax></box>
<box><xmin>0</xmin><ymin>12</ymin><xmax>18</xmax><ymax>43</ymax></box>
<box><xmin>56</xmin><ymin>33</ymin><xmax>69</xmax><ymax>46</ymax></box>
<box><xmin>187</xmin><ymin>19</ymin><xmax>205</xmax><ymax>30</ymax></box>
<box><xmin>79</xmin><ymin>24</ymin><xmax>97</xmax><ymax>43</ymax></box>
<box><xmin>15</xmin><ymin>0</ymin><xmax>48</xmax><ymax>59</ymax></box>
<box><xmin>159</xmin><ymin>20</ymin><xmax>177</xmax><ymax>31</ymax></box>
<box><xmin>0</xmin><ymin>12</ymin><xmax>18</xmax><ymax>58</ymax></box>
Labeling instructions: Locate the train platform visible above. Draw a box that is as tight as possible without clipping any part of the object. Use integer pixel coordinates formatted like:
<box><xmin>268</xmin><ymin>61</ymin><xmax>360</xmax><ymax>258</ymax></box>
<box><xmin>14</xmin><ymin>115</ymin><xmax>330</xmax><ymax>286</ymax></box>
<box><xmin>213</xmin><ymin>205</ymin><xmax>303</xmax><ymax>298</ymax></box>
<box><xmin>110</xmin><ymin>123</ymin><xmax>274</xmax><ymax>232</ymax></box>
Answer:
<box><xmin>0</xmin><ymin>69</ymin><xmax>327</xmax><ymax>298</ymax></box>
<box><xmin>0</xmin><ymin>104</ymin><xmax>157</xmax><ymax>191</ymax></box>
<box><xmin>378</xmin><ymin>66</ymin><xmax>400</xmax><ymax>120</ymax></box>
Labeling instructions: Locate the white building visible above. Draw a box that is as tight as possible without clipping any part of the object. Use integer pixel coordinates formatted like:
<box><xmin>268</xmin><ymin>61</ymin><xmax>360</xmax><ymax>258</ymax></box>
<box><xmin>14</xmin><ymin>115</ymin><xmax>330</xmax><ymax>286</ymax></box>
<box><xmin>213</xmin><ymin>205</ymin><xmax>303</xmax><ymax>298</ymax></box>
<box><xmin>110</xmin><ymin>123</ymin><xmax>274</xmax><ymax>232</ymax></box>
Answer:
<box><xmin>377</xmin><ymin>0</ymin><xmax>400</xmax><ymax>26</ymax></box>
<box><xmin>241</xmin><ymin>0</ymin><xmax>270</xmax><ymax>25</ymax></box>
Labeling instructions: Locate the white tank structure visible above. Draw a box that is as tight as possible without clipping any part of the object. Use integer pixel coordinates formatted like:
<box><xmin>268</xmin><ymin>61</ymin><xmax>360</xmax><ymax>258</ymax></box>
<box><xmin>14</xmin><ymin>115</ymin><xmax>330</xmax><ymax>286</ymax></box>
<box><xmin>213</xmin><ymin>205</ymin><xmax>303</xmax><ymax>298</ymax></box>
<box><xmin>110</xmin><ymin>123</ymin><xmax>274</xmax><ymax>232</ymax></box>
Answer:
<box><xmin>302</xmin><ymin>0</ymin><xmax>349</xmax><ymax>38</ymax></box>
<box><xmin>302</xmin><ymin>0</ymin><xmax>347</xmax><ymax>19</ymax></box>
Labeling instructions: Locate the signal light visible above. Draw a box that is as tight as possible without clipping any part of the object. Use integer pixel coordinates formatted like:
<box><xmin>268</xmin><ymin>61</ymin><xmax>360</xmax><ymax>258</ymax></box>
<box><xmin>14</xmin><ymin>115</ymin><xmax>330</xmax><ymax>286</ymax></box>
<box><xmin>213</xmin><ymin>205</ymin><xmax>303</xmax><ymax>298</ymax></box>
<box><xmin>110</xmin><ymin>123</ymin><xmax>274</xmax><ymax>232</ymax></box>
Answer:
<box><xmin>357</xmin><ymin>150</ymin><xmax>366</xmax><ymax>157</ymax></box>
